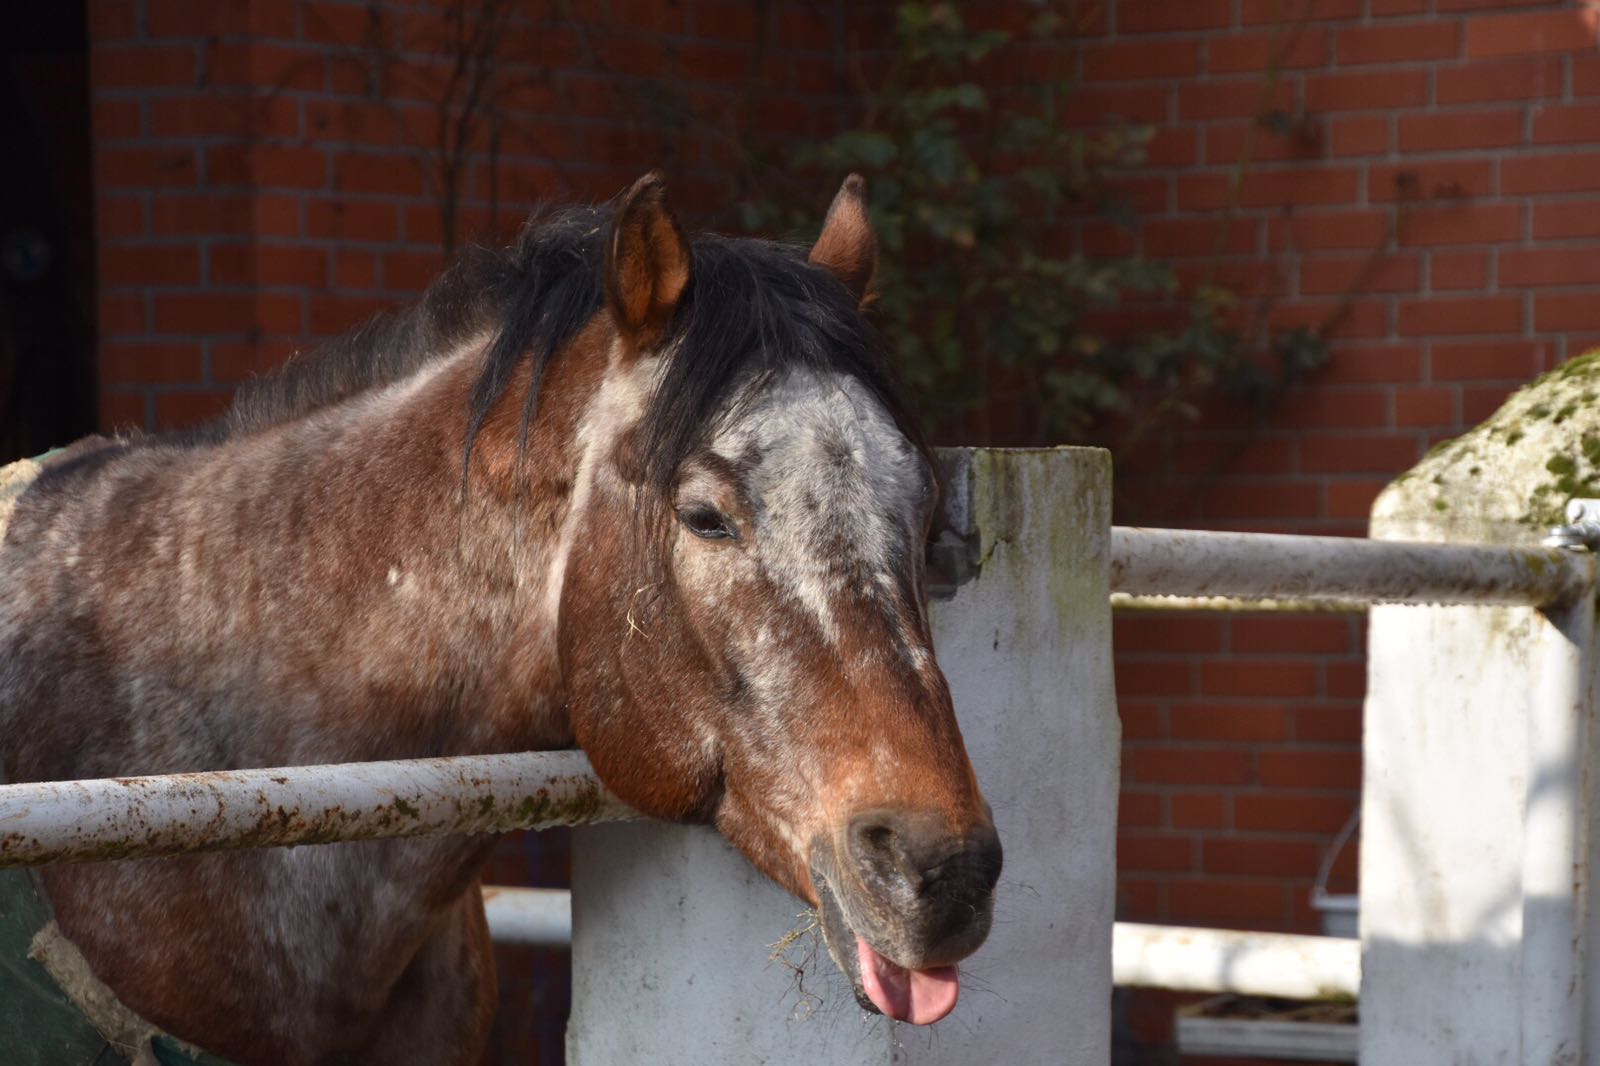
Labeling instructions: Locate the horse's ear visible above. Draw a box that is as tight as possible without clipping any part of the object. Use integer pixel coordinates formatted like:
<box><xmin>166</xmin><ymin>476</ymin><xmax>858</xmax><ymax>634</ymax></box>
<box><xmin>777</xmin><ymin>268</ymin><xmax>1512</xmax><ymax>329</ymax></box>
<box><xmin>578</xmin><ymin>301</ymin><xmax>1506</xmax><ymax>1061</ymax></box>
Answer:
<box><xmin>606</xmin><ymin>172</ymin><xmax>691</xmax><ymax>347</ymax></box>
<box><xmin>809</xmin><ymin>174</ymin><xmax>877</xmax><ymax>304</ymax></box>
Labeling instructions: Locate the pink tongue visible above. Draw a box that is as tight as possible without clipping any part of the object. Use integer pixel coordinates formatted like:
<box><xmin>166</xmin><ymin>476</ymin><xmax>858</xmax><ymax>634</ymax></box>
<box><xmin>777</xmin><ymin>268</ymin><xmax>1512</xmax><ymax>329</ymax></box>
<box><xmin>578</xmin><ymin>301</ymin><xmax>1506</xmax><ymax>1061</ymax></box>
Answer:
<box><xmin>855</xmin><ymin>936</ymin><xmax>960</xmax><ymax>1025</ymax></box>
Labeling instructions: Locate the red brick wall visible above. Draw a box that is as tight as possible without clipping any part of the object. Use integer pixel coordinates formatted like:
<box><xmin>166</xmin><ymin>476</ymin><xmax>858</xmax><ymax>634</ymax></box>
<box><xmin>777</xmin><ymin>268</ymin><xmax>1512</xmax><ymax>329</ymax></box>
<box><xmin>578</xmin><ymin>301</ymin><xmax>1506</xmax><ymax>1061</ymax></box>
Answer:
<box><xmin>1072</xmin><ymin>3</ymin><xmax>1600</xmax><ymax>960</ymax></box>
<box><xmin>82</xmin><ymin>0</ymin><xmax>1600</xmax><ymax>1060</ymax></box>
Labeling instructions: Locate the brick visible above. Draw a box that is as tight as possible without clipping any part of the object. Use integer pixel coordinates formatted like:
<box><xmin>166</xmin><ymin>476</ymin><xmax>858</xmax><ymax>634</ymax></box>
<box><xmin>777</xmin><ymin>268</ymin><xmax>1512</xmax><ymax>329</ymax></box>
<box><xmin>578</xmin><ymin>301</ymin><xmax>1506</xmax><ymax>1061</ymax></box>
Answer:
<box><xmin>1329</xmin><ymin>116</ymin><xmax>1388</xmax><ymax>155</ymax></box>
<box><xmin>212</xmin><ymin>340</ymin><xmax>300</xmax><ymax>383</ymax></box>
<box><xmin>1337</xmin><ymin>21</ymin><xmax>1460</xmax><ymax>64</ymax></box>
<box><xmin>1430</xmin><ymin>249</ymin><xmax>1490</xmax><ymax>290</ymax></box>
<box><xmin>1120</xmin><ymin>0</ymin><xmax>1232</xmax><ymax>32</ymax></box>
<box><xmin>1207</xmin><ymin>28</ymin><xmax>1328</xmax><ymax>73</ymax></box>
<box><xmin>153</xmin><ymin>292</ymin><xmax>302</xmax><ymax>335</ymax></box>
<box><xmin>1537</xmin><ymin>293</ymin><xmax>1600</xmax><ymax>331</ymax></box>
<box><xmin>336</xmin><ymin>154</ymin><xmax>427</xmax><ymax>197</ymax></box>
<box><xmin>209</xmin><ymin>145</ymin><xmax>328</xmax><ymax>190</ymax></box>
<box><xmin>155</xmin><ymin>391</ymin><xmax>235</xmax><ymax>432</ymax></box>
<box><xmin>95</xmin><ymin>196</ymin><xmax>146</xmax><ymax>239</ymax></box>
<box><xmin>1205</xmin><ymin>121</ymin><xmax>1322</xmax><ymax>165</ymax></box>
<box><xmin>1501</xmin><ymin>246</ymin><xmax>1600</xmax><ymax>286</ymax></box>
<box><xmin>1121</xmin><ymin>702</ymin><xmax>1163</xmax><ymax>741</ymax></box>
<box><xmin>1463</xmin><ymin>383</ymin><xmax>1526</xmax><ymax>422</ymax></box>
<box><xmin>1326</xmin><ymin>478</ymin><xmax>1390</xmax><ymax>518</ymax></box>
<box><xmin>1172</xmin><ymin>793</ymin><xmax>1227</xmax><ymax>830</ymax></box>
<box><xmin>1433</xmin><ymin>341</ymin><xmax>1544</xmax><ymax>381</ymax></box>
<box><xmin>1127</xmin><ymin>748</ymin><xmax>1253</xmax><ymax>786</ymax></box>
<box><xmin>382</xmin><ymin>250</ymin><xmax>446</xmax><ymax>292</ymax></box>
<box><xmin>1296</xmin><ymin>704</ymin><xmax>1365</xmax><ymax>743</ymax></box>
<box><xmin>1143</xmin><ymin>127</ymin><xmax>1199</xmax><ymax>166</ymax></box>
<box><xmin>100</xmin><ymin>244</ymin><xmax>201</xmax><ymax>286</ymax></box>
<box><xmin>1277</xmin><ymin>210</ymin><xmax>1391</xmax><ymax>252</ymax></box>
<box><xmin>1436</xmin><ymin>56</ymin><xmax>1564</xmax><ymax>103</ymax></box>
<box><xmin>305</xmin><ymin>199</ymin><xmax>400</xmax><ymax>242</ymax></box>
<box><xmin>1242</xmin><ymin>0</ymin><xmax>1360</xmax><ymax>21</ymax></box>
<box><xmin>1372</xmin><ymin>0</ymin><xmax>1428</xmax><ymax>12</ymax></box>
<box><xmin>1397</xmin><ymin>109</ymin><xmax>1523</xmax><ymax>152</ymax></box>
<box><xmin>1116</xmin><ymin>659</ymin><xmax>1196</xmax><ymax>698</ymax></box>
<box><xmin>1533</xmin><ymin>103</ymin><xmax>1600</xmax><ymax>145</ymax></box>
<box><xmin>1301</xmin><ymin>433</ymin><xmax>1423</xmax><ymax>473</ymax></box>
<box><xmin>1396</xmin><ymin>386</ymin><xmax>1457</xmax><ymax>426</ymax></box>
<box><xmin>148</xmin><ymin>0</ymin><xmax>297</xmax><ymax>37</ymax></box>
<box><xmin>1199</xmin><ymin>482</ymin><xmax>1321</xmax><ymax>520</ymax></box>
<box><xmin>98</xmin><ymin>292</ymin><xmax>147</xmax><ymax>334</ymax></box>
<box><xmin>1119</xmin><ymin>833</ymin><xmax>1196</xmax><ymax>873</ymax></box>
<box><xmin>205</xmin><ymin>42</ymin><xmax>324</xmax><ymax>91</ymax></box>
<box><xmin>1326</xmin><ymin>661</ymin><xmax>1367</xmax><ymax>698</ymax></box>
<box><xmin>1120</xmin><ymin>790</ymin><xmax>1164</xmax><ymax>829</ymax></box>
<box><xmin>1167</xmin><ymin>879</ymin><xmax>1287</xmax><ymax>924</ymax></box>
<box><xmin>1171</xmin><ymin>705</ymin><xmax>1290</xmax><ymax>742</ymax></box>
<box><xmin>1114</xmin><ymin>616</ymin><xmax>1226</xmax><ymax>654</ymax></box>
<box><xmin>1183</xmin><ymin>168</ymin><xmax>1358</xmax><ymax>211</ymax></box>
<box><xmin>1271</xmin><ymin>386</ymin><xmax>1390</xmax><ymax>429</ymax></box>
<box><xmin>99</xmin><ymin>390</ymin><xmax>148</xmax><ymax>433</ymax></box>
<box><xmin>1236</xmin><ymin>794</ymin><xmax>1357</xmax><ymax>833</ymax></box>
<box><xmin>150</xmin><ymin>196</ymin><xmax>254</xmax><ymax>237</ymax></box>
<box><xmin>1466</xmin><ymin>9</ymin><xmax>1600</xmax><ymax>58</ymax></box>
<box><xmin>308</xmin><ymin>294</ymin><xmax>391</xmax><ymax>335</ymax></box>
<box><xmin>1178</xmin><ymin>78</ymin><xmax>1295</xmax><ymax>120</ymax></box>
<box><xmin>1063</xmin><ymin>85</ymin><xmax>1171</xmax><ymax>125</ymax></box>
<box><xmin>1577</xmin><ymin>53</ymin><xmax>1600</xmax><ymax>95</ymax></box>
<box><xmin>93</xmin><ymin>45</ymin><xmax>198</xmax><ymax>88</ymax></box>
<box><xmin>1145</xmin><ymin>218</ymin><xmax>1258</xmax><ymax>258</ymax></box>
<box><xmin>1504</xmin><ymin>152</ymin><xmax>1600</xmax><ymax>193</ymax></box>
<box><xmin>1399</xmin><ymin>203</ymin><xmax>1522</xmax><ymax>247</ymax></box>
<box><xmin>1233</xmin><ymin>617</ymin><xmax>1353</xmax><ymax>654</ymax></box>
<box><xmin>1306</xmin><ymin>70</ymin><xmax>1427</xmax><ymax>111</ymax></box>
<box><xmin>1259</xmin><ymin>750</ymin><xmax>1362</xmax><ymax>789</ymax></box>
<box><xmin>88</xmin><ymin>0</ymin><xmax>139</xmax><ymax>39</ymax></box>
<box><xmin>1083</xmin><ymin>39</ymin><xmax>1200</xmax><ymax>81</ymax></box>
<box><xmin>101</xmin><ymin>342</ymin><xmax>204</xmax><ymax>385</ymax></box>
<box><xmin>1273</xmin><ymin>298</ymin><xmax>1388</xmax><ymax>340</ymax></box>
<box><xmin>1300</xmin><ymin>254</ymin><xmax>1420</xmax><ymax>295</ymax></box>
<box><xmin>96</xmin><ymin>147</ymin><xmax>199</xmax><ymax>188</ymax></box>
<box><xmin>1369</xmin><ymin>160</ymin><xmax>1493</xmax><ymax>202</ymax></box>
<box><xmin>1204</xmin><ymin>838</ymin><xmax>1320</xmax><ymax>878</ymax></box>
<box><xmin>210</xmin><ymin>245</ymin><xmax>327</xmax><ymax>287</ymax></box>
<box><xmin>1534</xmin><ymin>199</ymin><xmax>1600</xmax><ymax>240</ymax></box>
<box><xmin>92</xmin><ymin>99</ymin><xmax>142</xmax><ymax>142</ymax></box>
<box><xmin>1398</xmin><ymin>295</ymin><xmax>1523</xmax><ymax>335</ymax></box>
<box><xmin>1321</xmin><ymin>347</ymin><xmax>1423</xmax><ymax>397</ymax></box>
<box><xmin>149</xmin><ymin>95</ymin><xmax>297</xmax><ymax>139</ymax></box>
<box><xmin>1200</xmin><ymin>660</ymin><xmax>1319</xmax><ymax>698</ymax></box>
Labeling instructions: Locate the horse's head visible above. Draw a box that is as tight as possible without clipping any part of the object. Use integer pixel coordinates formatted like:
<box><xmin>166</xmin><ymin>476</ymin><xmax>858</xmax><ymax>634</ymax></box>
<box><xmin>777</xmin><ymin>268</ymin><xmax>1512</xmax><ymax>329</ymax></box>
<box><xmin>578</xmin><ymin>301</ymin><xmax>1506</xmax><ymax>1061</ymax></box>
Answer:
<box><xmin>558</xmin><ymin>175</ymin><xmax>1000</xmax><ymax>1024</ymax></box>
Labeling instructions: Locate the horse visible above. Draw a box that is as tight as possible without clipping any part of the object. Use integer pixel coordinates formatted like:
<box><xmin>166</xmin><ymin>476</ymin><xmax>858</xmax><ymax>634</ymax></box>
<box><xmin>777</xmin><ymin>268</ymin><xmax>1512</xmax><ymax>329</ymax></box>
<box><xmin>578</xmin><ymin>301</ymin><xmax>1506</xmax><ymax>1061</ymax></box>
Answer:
<box><xmin>0</xmin><ymin>174</ymin><xmax>1002</xmax><ymax>1064</ymax></box>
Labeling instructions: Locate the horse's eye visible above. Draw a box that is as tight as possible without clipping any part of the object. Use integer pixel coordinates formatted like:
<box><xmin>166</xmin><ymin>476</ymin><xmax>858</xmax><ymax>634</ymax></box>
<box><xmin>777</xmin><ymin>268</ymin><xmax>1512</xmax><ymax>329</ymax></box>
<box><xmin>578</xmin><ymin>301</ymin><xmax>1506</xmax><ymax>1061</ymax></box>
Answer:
<box><xmin>677</xmin><ymin>506</ymin><xmax>738</xmax><ymax>541</ymax></box>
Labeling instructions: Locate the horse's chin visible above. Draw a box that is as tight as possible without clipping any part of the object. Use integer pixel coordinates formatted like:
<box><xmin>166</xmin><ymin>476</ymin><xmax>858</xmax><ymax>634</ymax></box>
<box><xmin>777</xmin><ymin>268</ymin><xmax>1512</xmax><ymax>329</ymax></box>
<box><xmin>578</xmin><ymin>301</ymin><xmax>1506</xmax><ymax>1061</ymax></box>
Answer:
<box><xmin>811</xmin><ymin>864</ymin><xmax>963</xmax><ymax>1026</ymax></box>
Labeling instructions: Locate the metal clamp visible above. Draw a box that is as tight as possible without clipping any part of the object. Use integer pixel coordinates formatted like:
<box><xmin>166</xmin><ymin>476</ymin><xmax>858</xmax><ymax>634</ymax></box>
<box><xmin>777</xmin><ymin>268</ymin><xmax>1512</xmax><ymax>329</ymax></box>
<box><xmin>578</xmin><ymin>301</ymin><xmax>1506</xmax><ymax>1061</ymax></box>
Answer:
<box><xmin>1543</xmin><ymin>499</ymin><xmax>1600</xmax><ymax>551</ymax></box>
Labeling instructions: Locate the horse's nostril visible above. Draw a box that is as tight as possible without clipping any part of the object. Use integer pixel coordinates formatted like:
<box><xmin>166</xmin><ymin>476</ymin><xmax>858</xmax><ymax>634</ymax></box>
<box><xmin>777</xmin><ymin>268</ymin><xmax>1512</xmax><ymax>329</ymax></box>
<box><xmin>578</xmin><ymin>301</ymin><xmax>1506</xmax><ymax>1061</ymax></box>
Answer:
<box><xmin>848</xmin><ymin>813</ymin><xmax>916</xmax><ymax>886</ymax></box>
<box><xmin>847</xmin><ymin>809</ymin><xmax>1003</xmax><ymax>900</ymax></box>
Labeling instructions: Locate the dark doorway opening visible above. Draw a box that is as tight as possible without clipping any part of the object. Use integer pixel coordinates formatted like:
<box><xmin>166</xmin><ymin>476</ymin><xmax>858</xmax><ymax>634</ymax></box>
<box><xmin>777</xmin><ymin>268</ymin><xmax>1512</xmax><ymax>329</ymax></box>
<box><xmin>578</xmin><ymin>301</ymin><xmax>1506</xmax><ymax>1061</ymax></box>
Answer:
<box><xmin>0</xmin><ymin>3</ymin><xmax>96</xmax><ymax>463</ymax></box>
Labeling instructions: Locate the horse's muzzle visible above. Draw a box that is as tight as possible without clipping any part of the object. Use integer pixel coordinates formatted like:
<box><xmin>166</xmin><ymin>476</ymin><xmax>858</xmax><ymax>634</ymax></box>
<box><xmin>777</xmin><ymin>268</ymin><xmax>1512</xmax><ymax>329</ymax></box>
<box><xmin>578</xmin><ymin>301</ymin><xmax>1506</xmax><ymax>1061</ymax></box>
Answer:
<box><xmin>810</xmin><ymin>811</ymin><xmax>1001</xmax><ymax>1024</ymax></box>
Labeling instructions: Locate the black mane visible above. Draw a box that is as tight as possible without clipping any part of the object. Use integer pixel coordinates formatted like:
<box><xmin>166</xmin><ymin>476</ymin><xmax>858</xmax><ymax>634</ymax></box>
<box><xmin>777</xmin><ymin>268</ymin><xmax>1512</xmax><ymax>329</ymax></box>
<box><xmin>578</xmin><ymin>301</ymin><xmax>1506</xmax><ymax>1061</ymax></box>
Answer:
<box><xmin>220</xmin><ymin>202</ymin><xmax>918</xmax><ymax>495</ymax></box>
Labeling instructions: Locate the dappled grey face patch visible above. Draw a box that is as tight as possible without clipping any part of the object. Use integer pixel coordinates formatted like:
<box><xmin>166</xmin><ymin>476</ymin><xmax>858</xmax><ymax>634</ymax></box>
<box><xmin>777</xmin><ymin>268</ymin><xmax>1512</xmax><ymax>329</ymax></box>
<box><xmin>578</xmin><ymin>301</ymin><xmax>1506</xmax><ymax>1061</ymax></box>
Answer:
<box><xmin>705</xmin><ymin>367</ymin><xmax>932</xmax><ymax>643</ymax></box>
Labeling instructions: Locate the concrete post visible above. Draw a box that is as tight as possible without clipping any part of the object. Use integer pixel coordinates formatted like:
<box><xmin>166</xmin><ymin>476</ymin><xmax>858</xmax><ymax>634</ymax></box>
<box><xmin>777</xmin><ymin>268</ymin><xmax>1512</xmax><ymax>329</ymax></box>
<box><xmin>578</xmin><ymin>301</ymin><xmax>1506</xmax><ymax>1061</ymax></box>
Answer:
<box><xmin>566</xmin><ymin>447</ymin><xmax>1118</xmax><ymax>1065</ymax></box>
<box><xmin>1362</xmin><ymin>355</ymin><xmax>1600</xmax><ymax>1066</ymax></box>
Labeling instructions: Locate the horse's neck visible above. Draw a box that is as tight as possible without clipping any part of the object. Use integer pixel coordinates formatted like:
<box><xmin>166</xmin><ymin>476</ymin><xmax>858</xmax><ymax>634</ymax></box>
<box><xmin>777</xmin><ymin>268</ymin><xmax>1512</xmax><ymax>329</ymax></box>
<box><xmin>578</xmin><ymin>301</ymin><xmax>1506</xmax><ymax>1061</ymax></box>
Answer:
<box><xmin>61</xmin><ymin>340</ymin><xmax>594</xmax><ymax>776</ymax></box>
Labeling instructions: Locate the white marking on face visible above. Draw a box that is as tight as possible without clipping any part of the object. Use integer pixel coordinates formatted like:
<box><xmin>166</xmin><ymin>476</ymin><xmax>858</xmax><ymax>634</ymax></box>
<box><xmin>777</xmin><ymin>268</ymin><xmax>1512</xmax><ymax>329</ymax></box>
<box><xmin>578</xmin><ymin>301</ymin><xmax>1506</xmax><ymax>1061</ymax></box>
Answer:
<box><xmin>386</xmin><ymin>567</ymin><xmax>400</xmax><ymax>586</ymax></box>
<box><xmin>708</xmin><ymin>367</ymin><xmax>927</xmax><ymax>648</ymax></box>
<box><xmin>541</xmin><ymin>340</ymin><xmax>660</xmax><ymax>625</ymax></box>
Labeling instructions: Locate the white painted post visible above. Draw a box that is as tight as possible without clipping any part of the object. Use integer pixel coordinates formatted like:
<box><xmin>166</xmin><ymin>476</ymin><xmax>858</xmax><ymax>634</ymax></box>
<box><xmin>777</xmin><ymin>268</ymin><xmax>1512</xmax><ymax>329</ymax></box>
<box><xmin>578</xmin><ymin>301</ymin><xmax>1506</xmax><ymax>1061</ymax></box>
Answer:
<box><xmin>1362</xmin><ymin>362</ymin><xmax>1600</xmax><ymax>1066</ymax></box>
<box><xmin>566</xmin><ymin>447</ymin><xmax>1118</xmax><ymax>1065</ymax></box>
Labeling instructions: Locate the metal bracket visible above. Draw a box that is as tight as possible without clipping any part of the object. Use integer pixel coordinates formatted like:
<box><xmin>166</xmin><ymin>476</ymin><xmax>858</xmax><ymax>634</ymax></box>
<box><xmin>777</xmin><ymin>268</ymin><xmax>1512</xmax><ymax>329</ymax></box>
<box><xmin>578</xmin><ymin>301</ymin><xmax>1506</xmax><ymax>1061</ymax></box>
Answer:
<box><xmin>1543</xmin><ymin>499</ymin><xmax>1600</xmax><ymax>551</ymax></box>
